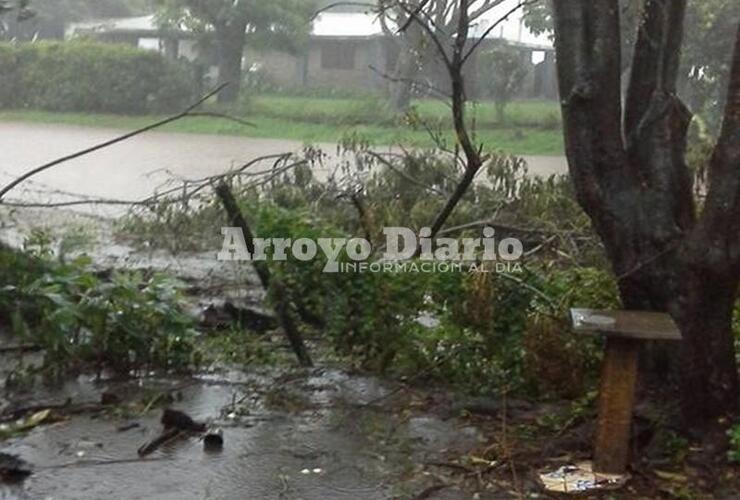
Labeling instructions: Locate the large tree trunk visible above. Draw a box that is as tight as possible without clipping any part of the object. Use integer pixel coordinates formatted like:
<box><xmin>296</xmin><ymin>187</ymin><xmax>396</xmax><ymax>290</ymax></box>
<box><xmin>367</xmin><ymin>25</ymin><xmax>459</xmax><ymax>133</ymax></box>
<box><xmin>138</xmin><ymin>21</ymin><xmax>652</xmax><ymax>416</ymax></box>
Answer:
<box><xmin>389</xmin><ymin>23</ymin><xmax>427</xmax><ymax>113</ymax></box>
<box><xmin>677</xmin><ymin>270</ymin><xmax>738</xmax><ymax>424</ymax></box>
<box><xmin>389</xmin><ymin>47</ymin><xmax>418</xmax><ymax>112</ymax></box>
<box><xmin>215</xmin><ymin>20</ymin><xmax>247</xmax><ymax>103</ymax></box>
<box><xmin>551</xmin><ymin>0</ymin><xmax>740</xmax><ymax>428</ymax></box>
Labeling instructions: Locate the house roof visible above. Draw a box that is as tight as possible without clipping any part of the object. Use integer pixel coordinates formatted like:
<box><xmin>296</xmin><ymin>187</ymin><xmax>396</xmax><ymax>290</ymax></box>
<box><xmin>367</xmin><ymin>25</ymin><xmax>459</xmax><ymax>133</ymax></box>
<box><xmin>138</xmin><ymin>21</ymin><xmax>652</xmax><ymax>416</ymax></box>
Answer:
<box><xmin>312</xmin><ymin>4</ymin><xmax>553</xmax><ymax>50</ymax></box>
<box><xmin>473</xmin><ymin>2</ymin><xmax>553</xmax><ymax>49</ymax></box>
<box><xmin>66</xmin><ymin>3</ymin><xmax>553</xmax><ymax>50</ymax></box>
<box><xmin>65</xmin><ymin>15</ymin><xmax>157</xmax><ymax>37</ymax></box>
<box><xmin>313</xmin><ymin>12</ymin><xmax>384</xmax><ymax>38</ymax></box>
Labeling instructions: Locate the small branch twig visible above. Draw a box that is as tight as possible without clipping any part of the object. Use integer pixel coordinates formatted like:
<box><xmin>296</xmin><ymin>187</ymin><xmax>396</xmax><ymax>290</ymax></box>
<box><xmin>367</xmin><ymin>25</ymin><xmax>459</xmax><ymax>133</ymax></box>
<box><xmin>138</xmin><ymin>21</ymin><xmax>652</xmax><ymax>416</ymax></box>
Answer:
<box><xmin>462</xmin><ymin>0</ymin><xmax>537</xmax><ymax>64</ymax></box>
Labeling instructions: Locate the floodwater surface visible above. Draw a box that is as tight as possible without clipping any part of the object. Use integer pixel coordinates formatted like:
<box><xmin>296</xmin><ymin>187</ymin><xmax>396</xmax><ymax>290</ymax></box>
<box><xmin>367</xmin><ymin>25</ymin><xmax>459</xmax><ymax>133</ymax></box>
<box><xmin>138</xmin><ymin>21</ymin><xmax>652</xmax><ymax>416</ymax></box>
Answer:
<box><xmin>0</xmin><ymin>369</ymin><xmax>483</xmax><ymax>500</ymax></box>
<box><xmin>0</xmin><ymin>122</ymin><xmax>567</xmax><ymax>216</ymax></box>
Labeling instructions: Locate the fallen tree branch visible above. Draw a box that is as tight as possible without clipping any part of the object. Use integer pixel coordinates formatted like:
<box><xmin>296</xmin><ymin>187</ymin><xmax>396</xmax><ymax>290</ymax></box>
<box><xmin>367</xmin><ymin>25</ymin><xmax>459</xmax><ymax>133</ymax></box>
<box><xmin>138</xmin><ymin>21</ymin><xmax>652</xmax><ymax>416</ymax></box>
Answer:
<box><xmin>215</xmin><ymin>182</ymin><xmax>313</xmax><ymax>367</ymax></box>
<box><xmin>137</xmin><ymin>428</ymin><xmax>184</xmax><ymax>457</ymax></box>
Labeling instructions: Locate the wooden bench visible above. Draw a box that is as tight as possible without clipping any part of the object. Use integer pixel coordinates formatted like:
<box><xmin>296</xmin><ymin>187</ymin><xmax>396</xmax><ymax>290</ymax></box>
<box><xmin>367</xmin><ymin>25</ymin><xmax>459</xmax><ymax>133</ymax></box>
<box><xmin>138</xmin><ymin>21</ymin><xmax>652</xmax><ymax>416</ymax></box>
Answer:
<box><xmin>570</xmin><ymin>308</ymin><xmax>681</xmax><ymax>474</ymax></box>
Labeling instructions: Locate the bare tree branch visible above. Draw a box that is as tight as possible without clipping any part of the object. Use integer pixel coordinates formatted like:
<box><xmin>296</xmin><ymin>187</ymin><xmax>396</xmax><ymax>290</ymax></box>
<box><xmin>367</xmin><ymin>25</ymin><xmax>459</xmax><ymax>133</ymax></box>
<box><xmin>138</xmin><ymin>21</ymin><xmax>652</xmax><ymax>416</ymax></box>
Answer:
<box><xmin>462</xmin><ymin>0</ymin><xmax>536</xmax><ymax>64</ymax></box>
<box><xmin>0</xmin><ymin>83</ymin><xmax>230</xmax><ymax>202</ymax></box>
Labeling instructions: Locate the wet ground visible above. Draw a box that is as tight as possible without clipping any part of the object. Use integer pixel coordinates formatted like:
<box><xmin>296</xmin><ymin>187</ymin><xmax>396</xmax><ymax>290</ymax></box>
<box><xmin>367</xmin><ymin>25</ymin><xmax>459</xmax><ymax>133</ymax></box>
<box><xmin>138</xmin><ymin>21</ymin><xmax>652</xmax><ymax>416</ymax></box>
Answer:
<box><xmin>0</xmin><ymin>364</ymin><xmax>497</xmax><ymax>500</ymax></box>
<box><xmin>0</xmin><ymin>208</ymin><xmax>505</xmax><ymax>499</ymax></box>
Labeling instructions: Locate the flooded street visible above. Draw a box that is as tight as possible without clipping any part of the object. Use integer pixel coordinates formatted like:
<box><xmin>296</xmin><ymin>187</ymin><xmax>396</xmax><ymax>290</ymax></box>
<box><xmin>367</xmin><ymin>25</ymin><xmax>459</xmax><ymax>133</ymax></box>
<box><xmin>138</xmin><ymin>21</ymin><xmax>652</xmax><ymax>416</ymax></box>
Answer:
<box><xmin>0</xmin><ymin>121</ymin><xmax>567</xmax><ymax>216</ymax></box>
<box><xmin>0</xmin><ymin>122</ymin><xmax>335</xmax><ymax>216</ymax></box>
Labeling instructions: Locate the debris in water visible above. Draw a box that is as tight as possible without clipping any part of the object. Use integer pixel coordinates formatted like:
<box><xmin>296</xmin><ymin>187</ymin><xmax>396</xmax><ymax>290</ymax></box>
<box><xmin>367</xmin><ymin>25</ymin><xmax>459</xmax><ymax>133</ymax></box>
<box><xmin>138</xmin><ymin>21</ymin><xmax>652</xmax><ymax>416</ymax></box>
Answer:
<box><xmin>203</xmin><ymin>429</ymin><xmax>224</xmax><ymax>451</ymax></box>
<box><xmin>138</xmin><ymin>409</ymin><xmax>207</xmax><ymax>457</ymax></box>
<box><xmin>100</xmin><ymin>391</ymin><xmax>122</xmax><ymax>406</ymax></box>
<box><xmin>161</xmin><ymin>408</ymin><xmax>206</xmax><ymax>432</ymax></box>
<box><xmin>137</xmin><ymin>428</ymin><xmax>183</xmax><ymax>457</ymax></box>
<box><xmin>0</xmin><ymin>453</ymin><xmax>32</xmax><ymax>482</ymax></box>
<box><xmin>16</xmin><ymin>409</ymin><xmax>52</xmax><ymax>431</ymax></box>
<box><xmin>538</xmin><ymin>461</ymin><xmax>628</xmax><ymax>494</ymax></box>
<box><xmin>0</xmin><ymin>409</ymin><xmax>52</xmax><ymax>439</ymax></box>
<box><xmin>116</xmin><ymin>422</ymin><xmax>140</xmax><ymax>432</ymax></box>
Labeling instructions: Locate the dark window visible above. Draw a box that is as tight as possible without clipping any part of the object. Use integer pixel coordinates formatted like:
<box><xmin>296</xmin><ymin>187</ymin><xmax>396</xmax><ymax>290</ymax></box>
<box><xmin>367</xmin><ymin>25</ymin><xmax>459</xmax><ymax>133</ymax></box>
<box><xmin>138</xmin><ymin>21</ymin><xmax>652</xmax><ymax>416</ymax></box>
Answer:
<box><xmin>321</xmin><ymin>42</ymin><xmax>355</xmax><ymax>70</ymax></box>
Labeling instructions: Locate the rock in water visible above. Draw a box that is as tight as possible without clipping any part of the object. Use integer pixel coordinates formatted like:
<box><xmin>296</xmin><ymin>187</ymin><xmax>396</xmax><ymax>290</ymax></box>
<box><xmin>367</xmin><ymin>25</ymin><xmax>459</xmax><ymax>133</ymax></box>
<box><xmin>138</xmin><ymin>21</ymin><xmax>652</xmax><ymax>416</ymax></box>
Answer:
<box><xmin>161</xmin><ymin>408</ymin><xmax>206</xmax><ymax>432</ymax></box>
<box><xmin>203</xmin><ymin>429</ymin><xmax>224</xmax><ymax>452</ymax></box>
<box><xmin>0</xmin><ymin>453</ymin><xmax>32</xmax><ymax>482</ymax></box>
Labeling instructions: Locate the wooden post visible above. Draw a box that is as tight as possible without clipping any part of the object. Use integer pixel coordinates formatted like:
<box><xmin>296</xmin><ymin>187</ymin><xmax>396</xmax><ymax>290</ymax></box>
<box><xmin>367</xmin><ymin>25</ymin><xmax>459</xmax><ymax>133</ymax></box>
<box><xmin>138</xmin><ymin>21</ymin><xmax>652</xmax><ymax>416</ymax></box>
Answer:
<box><xmin>593</xmin><ymin>337</ymin><xmax>640</xmax><ymax>473</ymax></box>
<box><xmin>570</xmin><ymin>309</ymin><xmax>681</xmax><ymax>475</ymax></box>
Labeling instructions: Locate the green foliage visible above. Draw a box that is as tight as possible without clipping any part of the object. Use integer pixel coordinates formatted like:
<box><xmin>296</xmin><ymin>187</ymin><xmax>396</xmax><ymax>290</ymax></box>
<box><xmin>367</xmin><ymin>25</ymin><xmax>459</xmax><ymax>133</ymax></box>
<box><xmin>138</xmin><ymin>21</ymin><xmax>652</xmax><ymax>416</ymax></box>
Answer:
<box><xmin>523</xmin><ymin>0</ymin><xmax>738</xmax><ymax>129</ymax></box>
<box><xmin>118</xmin><ymin>194</ymin><xmax>224</xmax><ymax>253</ymax></box>
<box><xmin>0</xmin><ymin>247</ymin><xmax>198</xmax><ymax>377</ymax></box>
<box><xmin>0</xmin><ymin>41</ymin><xmax>197</xmax><ymax>113</ymax></box>
<box><xmin>682</xmin><ymin>0</ymin><xmax>738</xmax><ymax>130</ymax></box>
<box><xmin>202</xmin><ymin>326</ymin><xmax>277</xmax><ymax>366</ymax></box>
<box><xmin>156</xmin><ymin>0</ymin><xmax>316</xmax><ymax>54</ymax></box>
<box><xmin>2</xmin><ymin>0</ymin><xmax>147</xmax><ymax>41</ymax></box>
<box><xmin>117</xmin><ymin>144</ymin><xmax>611</xmax><ymax>397</ymax></box>
<box><xmin>728</xmin><ymin>423</ymin><xmax>740</xmax><ymax>463</ymax></box>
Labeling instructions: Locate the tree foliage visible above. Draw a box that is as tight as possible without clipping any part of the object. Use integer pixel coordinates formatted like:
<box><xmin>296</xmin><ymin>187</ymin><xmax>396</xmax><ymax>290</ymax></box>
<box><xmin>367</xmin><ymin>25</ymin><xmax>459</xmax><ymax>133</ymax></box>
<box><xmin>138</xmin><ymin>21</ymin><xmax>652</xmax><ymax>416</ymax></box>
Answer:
<box><xmin>156</xmin><ymin>0</ymin><xmax>315</xmax><ymax>101</ymax></box>
<box><xmin>377</xmin><ymin>0</ymin><xmax>507</xmax><ymax>111</ymax></box>
<box><xmin>525</xmin><ymin>0</ymin><xmax>739</xmax><ymax>129</ymax></box>
<box><xmin>479</xmin><ymin>44</ymin><xmax>528</xmax><ymax>123</ymax></box>
<box><xmin>1</xmin><ymin>0</ymin><xmax>149</xmax><ymax>40</ymax></box>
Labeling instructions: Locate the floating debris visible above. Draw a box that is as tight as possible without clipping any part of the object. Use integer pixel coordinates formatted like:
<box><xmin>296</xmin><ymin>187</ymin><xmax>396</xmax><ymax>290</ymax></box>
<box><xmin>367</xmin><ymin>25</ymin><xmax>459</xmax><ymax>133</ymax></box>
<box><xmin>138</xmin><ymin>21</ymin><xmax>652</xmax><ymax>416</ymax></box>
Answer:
<box><xmin>0</xmin><ymin>453</ymin><xmax>32</xmax><ymax>482</ymax></box>
<box><xmin>299</xmin><ymin>468</ymin><xmax>322</xmax><ymax>475</ymax></box>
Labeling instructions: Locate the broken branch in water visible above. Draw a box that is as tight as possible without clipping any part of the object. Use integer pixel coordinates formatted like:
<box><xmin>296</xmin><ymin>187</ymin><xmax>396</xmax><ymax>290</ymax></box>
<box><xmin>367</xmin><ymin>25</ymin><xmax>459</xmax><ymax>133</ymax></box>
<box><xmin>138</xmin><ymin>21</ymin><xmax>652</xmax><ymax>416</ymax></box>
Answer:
<box><xmin>137</xmin><ymin>428</ymin><xmax>184</xmax><ymax>457</ymax></box>
<box><xmin>0</xmin><ymin>153</ymin><xmax>305</xmax><ymax>210</ymax></box>
<box><xmin>137</xmin><ymin>409</ymin><xmax>207</xmax><ymax>457</ymax></box>
<box><xmin>214</xmin><ymin>182</ymin><xmax>313</xmax><ymax>367</ymax></box>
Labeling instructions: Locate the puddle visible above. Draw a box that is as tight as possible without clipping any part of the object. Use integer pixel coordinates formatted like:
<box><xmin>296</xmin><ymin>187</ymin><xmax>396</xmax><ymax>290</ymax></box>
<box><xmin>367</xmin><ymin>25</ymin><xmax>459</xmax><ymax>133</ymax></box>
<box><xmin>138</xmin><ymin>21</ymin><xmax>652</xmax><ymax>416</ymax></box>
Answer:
<box><xmin>0</xmin><ymin>367</ymin><xmax>484</xmax><ymax>500</ymax></box>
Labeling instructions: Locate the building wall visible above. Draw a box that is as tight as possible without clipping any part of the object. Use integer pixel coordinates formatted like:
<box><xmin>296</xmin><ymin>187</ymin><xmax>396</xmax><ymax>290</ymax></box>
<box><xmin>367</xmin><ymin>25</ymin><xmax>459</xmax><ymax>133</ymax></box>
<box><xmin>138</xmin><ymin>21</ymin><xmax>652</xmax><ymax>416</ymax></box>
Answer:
<box><xmin>243</xmin><ymin>38</ymin><xmax>389</xmax><ymax>91</ymax></box>
<box><xmin>244</xmin><ymin>49</ymin><xmax>303</xmax><ymax>88</ymax></box>
<box><xmin>305</xmin><ymin>38</ymin><xmax>387</xmax><ymax>90</ymax></box>
<box><xmin>76</xmin><ymin>28</ymin><xmax>558</xmax><ymax>100</ymax></box>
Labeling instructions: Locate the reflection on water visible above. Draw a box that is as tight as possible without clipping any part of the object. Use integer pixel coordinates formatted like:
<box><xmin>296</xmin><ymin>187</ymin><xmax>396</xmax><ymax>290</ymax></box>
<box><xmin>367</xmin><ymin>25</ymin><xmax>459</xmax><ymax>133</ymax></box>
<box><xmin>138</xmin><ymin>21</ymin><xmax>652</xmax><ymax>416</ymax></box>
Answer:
<box><xmin>0</xmin><ymin>369</ymin><xmax>478</xmax><ymax>500</ymax></box>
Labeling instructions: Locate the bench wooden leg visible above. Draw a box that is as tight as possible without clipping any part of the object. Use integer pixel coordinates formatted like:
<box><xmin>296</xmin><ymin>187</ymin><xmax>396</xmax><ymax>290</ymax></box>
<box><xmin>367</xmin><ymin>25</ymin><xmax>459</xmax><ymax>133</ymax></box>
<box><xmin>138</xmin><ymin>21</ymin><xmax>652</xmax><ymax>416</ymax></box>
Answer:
<box><xmin>593</xmin><ymin>337</ymin><xmax>640</xmax><ymax>474</ymax></box>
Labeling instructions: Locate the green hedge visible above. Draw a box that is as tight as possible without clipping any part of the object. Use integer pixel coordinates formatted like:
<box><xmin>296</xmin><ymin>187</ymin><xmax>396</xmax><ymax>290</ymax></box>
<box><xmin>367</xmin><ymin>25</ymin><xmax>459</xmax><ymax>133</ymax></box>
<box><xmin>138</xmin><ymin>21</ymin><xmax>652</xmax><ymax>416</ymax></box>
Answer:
<box><xmin>0</xmin><ymin>41</ymin><xmax>198</xmax><ymax>114</ymax></box>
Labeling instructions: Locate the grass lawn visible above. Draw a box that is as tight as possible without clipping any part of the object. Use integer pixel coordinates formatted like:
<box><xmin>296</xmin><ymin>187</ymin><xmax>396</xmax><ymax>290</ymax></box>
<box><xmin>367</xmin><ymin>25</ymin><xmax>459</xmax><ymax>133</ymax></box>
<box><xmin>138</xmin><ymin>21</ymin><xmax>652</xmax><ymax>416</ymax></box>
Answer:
<box><xmin>0</xmin><ymin>95</ymin><xmax>565</xmax><ymax>156</ymax></box>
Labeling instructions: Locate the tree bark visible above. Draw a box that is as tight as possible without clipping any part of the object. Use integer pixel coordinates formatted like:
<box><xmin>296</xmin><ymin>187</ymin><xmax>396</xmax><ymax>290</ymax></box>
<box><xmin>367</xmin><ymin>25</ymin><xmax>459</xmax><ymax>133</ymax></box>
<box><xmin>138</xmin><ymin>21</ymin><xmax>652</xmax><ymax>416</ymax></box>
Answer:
<box><xmin>551</xmin><ymin>0</ymin><xmax>740</xmax><ymax>427</ymax></box>
<box><xmin>676</xmin><ymin>269</ymin><xmax>738</xmax><ymax>424</ymax></box>
<box><xmin>215</xmin><ymin>19</ymin><xmax>247</xmax><ymax>103</ymax></box>
<box><xmin>389</xmin><ymin>46</ymin><xmax>418</xmax><ymax>112</ymax></box>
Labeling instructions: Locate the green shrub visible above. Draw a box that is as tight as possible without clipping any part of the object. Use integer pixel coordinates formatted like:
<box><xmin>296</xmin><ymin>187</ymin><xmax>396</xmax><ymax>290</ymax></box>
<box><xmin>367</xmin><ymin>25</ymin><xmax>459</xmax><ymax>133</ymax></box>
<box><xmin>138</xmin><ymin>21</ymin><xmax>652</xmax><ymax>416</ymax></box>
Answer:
<box><xmin>0</xmin><ymin>247</ymin><xmax>198</xmax><ymax>377</ymax></box>
<box><xmin>0</xmin><ymin>44</ymin><xmax>21</xmax><ymax>107</ymax></box>
<box><xmin>0</xmin><ymin>41</ymin><xmax>197</xmax><ymax>114</ymax></box>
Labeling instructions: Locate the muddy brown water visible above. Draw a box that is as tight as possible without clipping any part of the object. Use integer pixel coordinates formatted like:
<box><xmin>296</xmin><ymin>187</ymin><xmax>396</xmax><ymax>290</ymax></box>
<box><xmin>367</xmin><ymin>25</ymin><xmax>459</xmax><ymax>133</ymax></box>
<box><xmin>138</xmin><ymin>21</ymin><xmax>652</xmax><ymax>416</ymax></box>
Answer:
<box><xmin>0</xmin><ymin>121</ymin><xmax>567</xmax><ymax>217</ymax></box>
<box><xmin>0</xmin><ymin>369</ymin><xmax>484</xmax><ymax>500</ymax></box>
